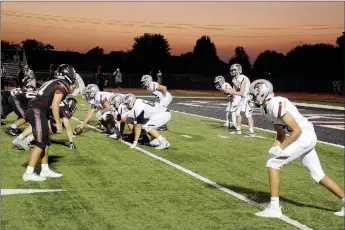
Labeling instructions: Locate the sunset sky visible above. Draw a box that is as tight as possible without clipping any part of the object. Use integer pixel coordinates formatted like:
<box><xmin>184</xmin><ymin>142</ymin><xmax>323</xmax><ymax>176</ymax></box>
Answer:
<box><xmin>1</xmin><ymin>2</ymin><xmax>344</xmax><ymax>62</ymax></box>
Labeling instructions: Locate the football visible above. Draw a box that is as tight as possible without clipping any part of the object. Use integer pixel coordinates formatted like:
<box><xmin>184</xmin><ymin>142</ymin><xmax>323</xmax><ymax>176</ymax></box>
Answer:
<box><xmin>73</xmin><ymin>126</ymin><xmax>83</xmax><ymax>135</ymax></box>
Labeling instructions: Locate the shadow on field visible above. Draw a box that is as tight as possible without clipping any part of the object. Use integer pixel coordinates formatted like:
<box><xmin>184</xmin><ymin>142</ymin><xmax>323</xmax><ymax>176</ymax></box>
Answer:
<box><xmin>212</xmin><ymin>184</ymin><xmax>336</xmax><ymax>212</ymax></box>
<box><xmin>51</xmin><ymin>139</ymin><xmax>69</xmax><ymax>147</ymax></box>
<box><xmin>21</xmin><ymin>156</ymin><xmax>64</xmax><ymax>168</ymax></box>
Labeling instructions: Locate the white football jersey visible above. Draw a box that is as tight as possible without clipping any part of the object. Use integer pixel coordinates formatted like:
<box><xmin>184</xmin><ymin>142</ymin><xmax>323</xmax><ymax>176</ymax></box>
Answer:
<box><xmin>147</xmin><ymin>81</ymin><xmax>160</xmax><ymax>96</ymax></box>
<box><xmin>71</xmin><ymin>73</ymin><xmax>85</xmax><ymax>96</ymax></box>
<box><xmin>220</xmin><ymin>82</ymin><xmax>233</xmax><ymax>94</ymax></box>
<box><xmin>232</xmin><ymin>74</ymin><xmax>250</xmax><ymax>97</ymax></box>
<box><xmin>88</xmin><ymin>91</ymin><xmax>114</xmax><ymax>110</ymax></box>
<box><xmin>132</xmin><ymin>99</ymin><xmax>167</xmax><ymax>120</ymax></box>
<box><xmin>262</xmin><ymin>96</ymin><xmax>313</xmax><ymax>133</ymax></box>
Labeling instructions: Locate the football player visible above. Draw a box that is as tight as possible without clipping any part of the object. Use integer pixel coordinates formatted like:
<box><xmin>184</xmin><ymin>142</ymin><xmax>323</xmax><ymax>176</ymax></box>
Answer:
<box><xmin>13</xmin><ymin>98</ymin><xmax>78</xmax><ymax>151</ymax></box>
<box><xmin>23</xmin><ymin>65</ymin><xmax>36</xmax><ymax>88</ymax></box>
<box><xmin>108</xmin><ymin>93</ymin><xmax>127</xmax><ymax>139</ymax></box>
<box><xmin>249</xmin><ymin>79</ymin><xmax>344</xmax><ymax>218</ymax></box>
<box><xmin>214</xmin><ymin>75</ymin><xmax>240</xmax><ymax>129</ymax></box>
<box><xmin>22</xmin><ymin>64</ymin><xmax>78</xmax><ymax>182</ymax></box>
<box><xmin>122</xmin><ymin>93</ymin><xmax>170</xmax><ymax>150</ymax></box>
<box><xmin>75</xmin><ymin>84</ymin><xmax>114</xmax><ymax>135</ymax></box>
<box><xmin>226</xmin><ymin>64</ymin><xmax>255</xmax><ymax>137</ymax></box>
<box><xmin>5</xmin><ymin>85</ymin><xmax>37</xmax><ymax>136</ymax></box>
<box><xmin>1</xmin><ymin>90</ymin><xmax>13</xmax><ymax>125</ymax></box>
<box><xmin>140</xmin><ymin>74</ymin><xmax>172</xmax><ymax>131</ymax></box>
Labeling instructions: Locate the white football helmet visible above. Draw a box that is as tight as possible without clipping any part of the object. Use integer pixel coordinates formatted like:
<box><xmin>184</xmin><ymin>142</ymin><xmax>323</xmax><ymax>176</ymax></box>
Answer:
<box><xmin>214</xmin><ymin>76</ymin><xmax>226</xmax><ymax>90</ymax></box>
<box><xmin>141</xmin><ymin>75</ymin><xmax>153</xmax><ymax>89</ymax></box>
<box><xmin>230</xmin><ymin>64</ymin><xmax>242</xmax><ymax>77</ymax></box>
<box><xmin>109</xmin><ymin>93</ymin><xmax>123</xmax><ymax>110</ymax></box>
<box><xmin>24</xmin><ymin>65</ymin><xmax>29</xmax><ymax>72</ymax></box>
<box><xmin>249</xmin><ymin>79</ymin><xmax>274</xmax><ymax>107</ymax></box>
<box><xmin>123</xmin><ymin>93</ymin><xmax>136</xmax><ymax>110</ymax></box>
<box><xmin>84</xmin><ymin>84</ymin><xmax>99</xmax><ymax>101</ymax></box>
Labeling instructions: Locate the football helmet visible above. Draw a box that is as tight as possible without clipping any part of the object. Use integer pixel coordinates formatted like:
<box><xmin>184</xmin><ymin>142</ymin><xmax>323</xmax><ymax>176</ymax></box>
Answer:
<box><xmin>109</xmin><ymin>93</ymin><xmax>123</xmax><ymax>110</ymax></box>
<box><xmin>84</xmin><ymin>84</ymin><xmax>99</xmax><ymax>101</ymax></box>
<box><xmin>214</xmin><ymin>76</ymin><xmax>225</xmax><ymax>90</ymax></box>
<box><xmin>230</xmin><ymin>64</ymin><xmax>242</xmax><ymax>77</ymax></box>
<box><xmin>55</xmin><ymin>64</ymin><xmax>77</xmax><ymax>85</ymax></box>
<box><xmin>65</xmin><ymin>98</ymin><xmax>78</xmax><ymax>115</ymax></box>
<box><xmin>123</xmin><ymin>93</ymin><xmax>136</xmax><ymax>110</ymax></box>
<box><xmin>24</xmin><ymin>65</ymin><xmax>29</xmax><ymax>72</ymax></box>
<box><xmin>249</xmin><ymin>79</ymin><xmax>274</xmax><ymax>107</ymax></box>
<box><xmin>141</xmin><ymin>75</ymin><xmax>153</xmax><ymax>89</ymax></box>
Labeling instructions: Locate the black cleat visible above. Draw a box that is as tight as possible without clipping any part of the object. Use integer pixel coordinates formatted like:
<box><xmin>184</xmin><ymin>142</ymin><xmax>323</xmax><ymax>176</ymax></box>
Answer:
<box><xmin>1</xmin><ymin>121</ymin><xmax>6</xmax><ymax>126</ymax></box>
<box><xmin>6</xmin><ymin>127</ymin><xmax>18</xmax><ymax>136</ymax></box>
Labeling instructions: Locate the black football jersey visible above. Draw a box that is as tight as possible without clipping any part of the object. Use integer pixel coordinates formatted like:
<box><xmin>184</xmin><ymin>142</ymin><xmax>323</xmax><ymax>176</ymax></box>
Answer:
<box><xmin>10</xmin><ymin>88</ymin><xmax>37</xmax><ymax>105</ymax></box>
<box><xmin>48</xmin><ymin>101</ymin><xmax>72</xmax><ymax>123</ymax></box>
<box><xmin>28</xmin><ymin>79</ymin><xmax>70</xmax><ymax>112</ymax></box>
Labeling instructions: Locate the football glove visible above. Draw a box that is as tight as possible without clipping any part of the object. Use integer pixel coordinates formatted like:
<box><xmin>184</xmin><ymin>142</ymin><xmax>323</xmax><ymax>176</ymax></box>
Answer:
<box><xmin>268</xmin><ymin>146</ymin><xmax>283</xmax><ymax>158</ymax></box>
<box><xmin>69</xmin><ymin>142</ymin><xmax>77</xmax><ymax>149</ymax></box>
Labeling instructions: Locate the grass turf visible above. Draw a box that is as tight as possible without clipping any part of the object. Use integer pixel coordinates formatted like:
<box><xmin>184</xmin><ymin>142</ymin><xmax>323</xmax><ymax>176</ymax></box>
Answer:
<box><xmin>1</xmin><ymin>101</ymin><xmax>344</xmax><ymax>230</ymax></box>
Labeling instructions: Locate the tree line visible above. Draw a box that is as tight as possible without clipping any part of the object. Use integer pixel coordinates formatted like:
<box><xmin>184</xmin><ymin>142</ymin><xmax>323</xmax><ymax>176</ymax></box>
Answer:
<box><xmin>1</xmin><ymin>34</ymin><xmax>344</xmax><ymax>92</ymax></box>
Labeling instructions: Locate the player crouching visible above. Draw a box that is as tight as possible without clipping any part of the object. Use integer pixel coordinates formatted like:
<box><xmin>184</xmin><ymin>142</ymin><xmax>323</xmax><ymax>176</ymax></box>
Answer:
<box><xmin>250</xmin><ymin>79</ymin><xmax>344</xmax><ymax>218</ymax></box>
<box><xmin>122</xmin><ymin>94</ymin><xmax>170</xmax><ymax>150</ymax></box>
<box><xmin>140</xmin><ymin>74</ymin><xmax>172</xmax><ymax>131</ymax></box>
<box><xmin>13</xmin><ymin>98</ymin><xmax>78</xmax><ymax>151</ymax></box>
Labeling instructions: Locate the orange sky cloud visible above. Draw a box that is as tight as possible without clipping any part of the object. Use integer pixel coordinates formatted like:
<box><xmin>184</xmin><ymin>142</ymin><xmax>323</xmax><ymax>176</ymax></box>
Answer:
<box><xmin>1</xmin><ymin>2</ymin><xmax>343</xmax><ymax>62</ymax></box>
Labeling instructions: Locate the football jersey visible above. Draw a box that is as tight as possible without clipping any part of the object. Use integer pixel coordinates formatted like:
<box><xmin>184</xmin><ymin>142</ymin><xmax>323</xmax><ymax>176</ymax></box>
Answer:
<box><xmin>29</xmin><ymin>79</ymin><xmax>70</xmax><ymax>112</ymax></box>
<box><xmin>232</xmin><ymin>74</ymin><xmax>250</xmax><ymax>97</ymax></box>
<box><xmin>48</xmin><ymin>101</ymin><xmax>73</xmax><ymax>121</ymax></box>
<box><xmin>132</xmin><ymin>99</ymin><xmax>167</xmax><ymax>120</ymax></box>
<box><xmin>10</xmin><ymin>88</ymin><xmax>37</xmax><ymax>104</ymax></box>
<box><xmin>147</xmin><ymin>81</ymin><xmax>160</xmax><ymax>96</ymax></box>
<box><xmin>220</xmin><ymin>82</ymin><xmax>233</xmax><ymax>94</ymax></box>
<box><xmin>262</xmin><ymin>96</ymin><xmax>313</xmax><ymax>133</ymax></box>
<box><xmin>71</xmin><ymin>73</ymin><xmax>85</xmax><ymax>96</ymax></box>
<box><xmin>88</xmin><ymin>91</ymin><xmax>114</xmax><ymax>110</ymax></box>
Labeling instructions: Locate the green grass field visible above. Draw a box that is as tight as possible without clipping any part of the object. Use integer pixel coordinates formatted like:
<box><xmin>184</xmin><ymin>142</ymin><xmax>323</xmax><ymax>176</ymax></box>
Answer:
<box><xmin>1</xmin><ymin>101</ymin><xmax>344</xmax><ymax>230</ymax></box>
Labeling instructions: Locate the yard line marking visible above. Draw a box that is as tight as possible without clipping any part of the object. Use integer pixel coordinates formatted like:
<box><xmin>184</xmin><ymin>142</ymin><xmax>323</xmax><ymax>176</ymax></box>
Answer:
<box><xmin>71</xmin><ymin>116</ymin><xmax>312</xmax><ymax>230</ymax></box>
<box><xmin>182</xmin><ymin>135</ymin><xmax>193</xmax><ymax>138</ymax></box>
<box><xmin>217</xmin><ymin>135</ymin><xmax>229</xmax><ymax>139</ymax></box>
<box><xmin>171</xmin><ymin>110</ymin><xmax>344</xmax><ymax>149</ymax></box>
<box><xmin>1</xmin><ymin>189</ymin><xmax>65</xmax><ymax>196</ymax></box>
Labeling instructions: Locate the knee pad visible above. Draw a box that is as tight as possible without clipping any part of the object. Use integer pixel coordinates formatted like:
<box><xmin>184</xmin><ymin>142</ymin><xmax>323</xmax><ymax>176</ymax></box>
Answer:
<box><xmin>266</xmin><ymin>158</ymin><xmax>284</xmax><ymax>169</ymax></box>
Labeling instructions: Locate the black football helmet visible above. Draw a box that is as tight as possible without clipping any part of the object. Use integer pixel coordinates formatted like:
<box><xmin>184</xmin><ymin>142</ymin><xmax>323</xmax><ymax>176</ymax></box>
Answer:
<box><xmin>55</xmin><ymin>64</ymin><xmax>77</xmax><ymax>85</ymax></box>
<box><xmin>24</xmin><ymin>85</ymin><xmax>36</xmax><ymax>92</ymax></box>
<box><xmin>65</xmin><ymin>98</ymin><xmax>78</xmax><ymax>115</ymax></box>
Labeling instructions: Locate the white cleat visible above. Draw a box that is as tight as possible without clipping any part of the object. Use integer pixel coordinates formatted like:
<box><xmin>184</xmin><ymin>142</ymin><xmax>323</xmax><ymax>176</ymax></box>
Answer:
<box><xmin>12</xmin><ymin>137</ymin><xmax>22</xmax><ymax>148</ymax></box>
<box><xmin>255</xmin><ymin>205</ymin><xmax>282</xmax><ymax>218</ymax></box>
<box><xmin>19</xmin><ymin>139</ymin><xmax>31</xmax><ymax>151</ymax></box>
<box><xmin>236</xmin><ymin>130</ymin><xmax>242</xmax><ymax>135</ymax></box>
<box><xmin>109</xmin><ymin>133</ymin><xmax>118</xmax><ymax>139</ymax></box>
<box><xmin>40</xmin><ymin>169</ymin><xmax>63</xmax><ymax>178</ymax></box>
<box><xmin>222</xmin><ymin>121</ymin><xmax>229</xmax><ymax>128</ymax></box>
<box><xmin>229</xmin><ymin>122</ymin><xmax>236</xmax><ymax>129</ymax></box>
<box><xmin>150</xmin><ymin>139</ymin><xmax>160</xmax><ymax>147</ymax></box>
<box><xmin>155</xmin><ymin>140</ymin><xmax>170</xmax><ymax>150</ymax></box>
<box><xmin>245</xmin><ymin>132</ymin><xmax>256</xmax><ymax>137</ymax></box>
<box><xmin>334</xmin><ymin>207</ymin><xmax>344</xmax><ymax>216</ymax></box>
<box><xmin>23</xmin><ymin>173</ymin><xmax>47</xmax><ymax>182</ymax></box>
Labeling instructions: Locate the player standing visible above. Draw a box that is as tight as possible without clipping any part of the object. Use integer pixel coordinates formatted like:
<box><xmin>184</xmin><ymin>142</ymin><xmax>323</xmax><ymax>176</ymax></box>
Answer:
<box><xmin>249</xmin><ymin>79</ymin><xmax>344</xmax><ymax>218</ymax></box>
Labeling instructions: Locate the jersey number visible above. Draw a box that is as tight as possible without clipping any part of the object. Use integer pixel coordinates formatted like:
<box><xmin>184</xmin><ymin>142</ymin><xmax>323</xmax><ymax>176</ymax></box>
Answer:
<box><xmin>37</xmin><ymin>80</ymin><xmax>57</xmax><ymax>95</ymax></box>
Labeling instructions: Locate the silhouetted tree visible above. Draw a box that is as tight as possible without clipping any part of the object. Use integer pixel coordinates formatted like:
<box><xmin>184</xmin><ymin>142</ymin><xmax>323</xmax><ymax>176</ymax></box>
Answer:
<box><xmin>252</xmin><ymin>50</ymin><xmax>286</xmax><ymax>80</ymax></box>
<box><xmin>131</xmin><ymin>33</ymin><xmax>171</xmax><ymax>73</ymax></box>
<box><xmin>21</xmin><ymin>39</ymin><xmax>52</xmax><ymax>51</ymax></box>
<box><xmin>192</xmin><ymin>35</ymin><xmax>220</xmax><ymax>74</ymax></box>
<box><xmin>86</xmin><ymin>46</ymin><xmax>104</xmax><ymax>56</ymax></box>
<box><xmin>228</xmin><ymin>46</ymin><xmax>252</xmax><ymax>75</ymax></box>
<box><xmin>336</xmin><ymin>34</ymin><xmax>344</xmax><ymax>49</ymax></box>
<box><xmin>1</xmin><ymin>40</ymin><xmax>20</xmax><ymax>50</ymax></box>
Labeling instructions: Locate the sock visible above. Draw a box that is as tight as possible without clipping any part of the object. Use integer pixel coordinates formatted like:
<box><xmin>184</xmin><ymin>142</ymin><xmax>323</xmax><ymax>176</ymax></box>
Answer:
<box><xmin>41</xmin><ymin>164</ymin><xmax>49</xmax><ymax>171</ymax></box>
<box><xmin>250</xmin><ymin>127</ymin><xmax>254</xmax><ymax>133</ymax></box>
<box><xmin>342</xmin><ymin>198</ymin><xmax>345</xmax><ymax>203</ymax></box>
<box><xmin>18</xmin><ymin>135</ymin><xmax>24</xmax><ymax>140</ymax></box>
<box><xmin>236</xmin><ymin>126</ymin><xmax>241</xmax><ymax>131</ymax></box>
<box><xmin>10</xmin><ymin>124</ymin><xmax>17</xmax><ymax>129</ymax></box>
<box><xmin>231</xmin><ymin>113</ymin><xmax>237</xmax><ymax>126</ymax></box>
<box><xmin>225</xmin><ymin>112</ymin><xmax>230</xmax><ymax>122</ymax></box>
<box><xmin>157</xmin><ymin>135</ymin><xmax>165</xmax><ymax>142</ymax></box>
<box><xmin>270</xmin><ymin>197</ymin><xmax>280</xmax><ymax>209</ymax></box>
<box><xmin>25</xmin><ymin>166</ymin><xmax>34</xmax><ymax>174</ymax></box>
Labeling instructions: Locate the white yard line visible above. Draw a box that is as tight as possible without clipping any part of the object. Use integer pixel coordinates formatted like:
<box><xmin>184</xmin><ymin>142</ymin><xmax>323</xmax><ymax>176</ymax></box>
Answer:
<box><xmin>217</xmin><ymin>135</ymin><xmax>229</xmax><ymax>139</ymax></box>
<box><xmin>71</xmin><ymin>116</ymin><xmax>312</xmax><ymax>230</ymax></box>
<box><xmin>171</xmin><ymin>110</ymin><xmax>345</xmax><ymax>149</ymax></box>
<box><xmin>181</xmin><ymin>135</ymin><xmax>193</xmax><ymax>138</ymax></box>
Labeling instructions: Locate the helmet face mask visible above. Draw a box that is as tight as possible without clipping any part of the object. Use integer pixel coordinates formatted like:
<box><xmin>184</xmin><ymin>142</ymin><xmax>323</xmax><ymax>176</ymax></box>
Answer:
<box><xmin>123</xmin><ymin>93</ymin><xmax>136</xmax><ymax>110</ymax></box>
<box><xmin>65</xmin><ymin>98</ymin><xmax>78</xmax><ymax>115</ymax></box>
<box><xmin>214</xmin><ymin>76</ymin><xmax>225</xmax><ymax>90</ymax></box>
<box><xmin>141</xmin><ymin>75</ymin><xmax>152</xmax><ymax>89</ymax></box>
<box><xmin>84</xmin><ymin>84</ymin><xmax>99</xmax><ymax>101</ymax></box>
<box><xmin>249</xmin><ymin>79</ymin><xmax>274</xmax><ymax>107</ymax></box>
<box><xmin>109</xmin><ymin>93</ymin><xmax>123</xmax><ymax>110</ymax></box>
<box><xmin>24</xmin><ymin>85</ymin><xmax>36</xmax><ymax>92</ymax></box>
<box><xmin>55</xmin><ymin>64</ymin><xmax>77</xmax><ymax>86</ymax></box>
<box><xmin>230</xmin><ymin>64</ymin><xmax>242</xmax><ymax>77</ymax></box>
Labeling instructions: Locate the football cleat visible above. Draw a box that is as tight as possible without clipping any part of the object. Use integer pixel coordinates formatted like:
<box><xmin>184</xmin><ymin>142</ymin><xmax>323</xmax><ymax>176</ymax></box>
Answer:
<box><xmin>12</xmin><ymin>136</ymin><xmax>23</xmax><ymax>148</ymax></box>
<box><xmin>222</xmin><ymin>121</ymin><xmax>229</xmax><ymax>128</ymax></box>
<box><xmin>155</xmin><ymin>140</ymin><xmax>170</xmax><ymax>150</ymax></box>
<box><xmin>255</xmin><ymin>205</ymin><xmax>282</xmax><ymax>218</ymax></box>
<box><xmin>149</xmin><ymin>139</ymin><xmax>160</xmax><ymax>147</ymax></box>
<box><xmin>23</xmin><ymin>173</ymin><xmax>47</xmax><ymax>182</ymax></box>
<box><xmin>19</xmin><ymin>139</ymin><xmax>31</xmax><ymax>151</ymax></box>
<box><xmin>40</xmin><ymin>169</ymin><xmax>63</xmax><ymax>178</ymax></box>
<box><xmin>6</xmin><ymin>127</ymin><xmax>18</xmax><ymax>136</ymax></box>
<box><xmin>334</xmin><ymin>207</ymin><xmax>344</xmax><ymax>216</ymax></box>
